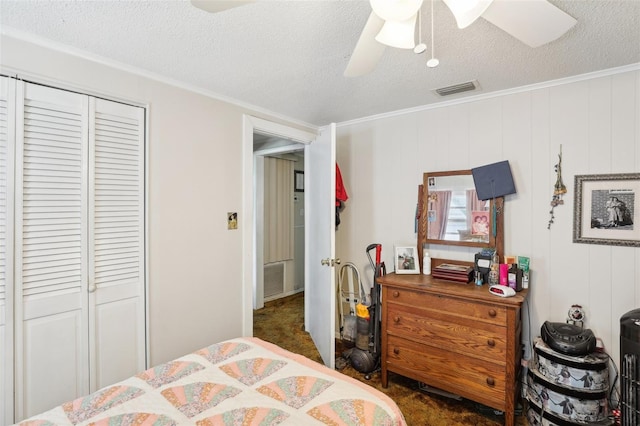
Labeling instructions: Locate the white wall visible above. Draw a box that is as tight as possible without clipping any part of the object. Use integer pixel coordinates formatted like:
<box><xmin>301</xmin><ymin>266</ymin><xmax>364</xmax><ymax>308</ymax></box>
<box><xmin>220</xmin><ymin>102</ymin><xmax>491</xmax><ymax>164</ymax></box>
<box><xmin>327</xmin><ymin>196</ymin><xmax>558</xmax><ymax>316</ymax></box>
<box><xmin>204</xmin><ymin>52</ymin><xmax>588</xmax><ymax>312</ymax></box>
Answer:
<box><xmin>0</xmin><ymin>35</ymin><xmax>315</xmax><ymax>365</ymax></box>
<box><xmin>294</xmin><ymin>161</ymin><xmax>305</xmax><ymax>292</ymax></box>
<box><xmin>335</xmin><ymin>67</ymin><xmax>640</xmax><ymax>368</ymax></box>
<box><xmin>3</xmin><ymin>32</ymin><xmax>638</xmax><ymax>376</ymax></box>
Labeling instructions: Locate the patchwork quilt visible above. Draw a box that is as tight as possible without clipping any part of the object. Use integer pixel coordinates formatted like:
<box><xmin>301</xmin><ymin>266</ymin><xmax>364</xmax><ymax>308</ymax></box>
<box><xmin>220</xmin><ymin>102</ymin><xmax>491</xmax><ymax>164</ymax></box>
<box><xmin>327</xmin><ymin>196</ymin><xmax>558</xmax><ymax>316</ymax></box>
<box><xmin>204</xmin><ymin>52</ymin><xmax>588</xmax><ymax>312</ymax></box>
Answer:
<box><xmin>18</xmin><ymin>337</ymin><xmax>406</xmax><ymax>426</ymax></box>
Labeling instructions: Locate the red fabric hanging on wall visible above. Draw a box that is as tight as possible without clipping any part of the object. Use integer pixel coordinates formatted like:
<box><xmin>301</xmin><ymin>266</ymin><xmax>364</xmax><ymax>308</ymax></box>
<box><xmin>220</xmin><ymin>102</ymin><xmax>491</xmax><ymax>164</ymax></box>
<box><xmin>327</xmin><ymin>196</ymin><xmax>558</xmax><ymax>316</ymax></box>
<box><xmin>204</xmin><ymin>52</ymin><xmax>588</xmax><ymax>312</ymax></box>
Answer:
<box><xmin>335</xmin><ymin>164</ymin><xmax>348</xmax><ymax>229</ymax></box>
<box><xmin>336</xmin><ymin>163</ymin><xmax>348</xmax><ymax>206</ymax></box>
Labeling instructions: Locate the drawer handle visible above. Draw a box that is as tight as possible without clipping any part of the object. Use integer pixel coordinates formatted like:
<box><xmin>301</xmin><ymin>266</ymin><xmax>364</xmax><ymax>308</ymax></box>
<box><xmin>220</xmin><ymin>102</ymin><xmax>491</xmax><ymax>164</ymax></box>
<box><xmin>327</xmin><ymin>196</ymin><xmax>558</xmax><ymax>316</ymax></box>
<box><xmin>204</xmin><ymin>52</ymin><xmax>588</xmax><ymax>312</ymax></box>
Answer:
<box><xmin>392</xmin><ymin>291</ymin><xmax>400</xmax><ymax>298</ymax></box>
<box><xmin>486</xmin><ymin>377</ymin><xmax>495</xmax><ymax>386</ymax></box>
<box><xmin>393</xmin><ymin>347</ymin><xmax>400</xmax><ymax>355</ymax></box>
<box><xmin>488</xmin><ymin>309</ymin><xmax>497</xmax><ymax>317</ymax></box>
<box><xmin>487</xmin><ymin>339</ymin><xmax>495</xmax><ymax>347</ymax></box>
<box><xmin>393</xmin><ymin>316</ymin><xmax>400</xmax><ymax>323</ymax></box>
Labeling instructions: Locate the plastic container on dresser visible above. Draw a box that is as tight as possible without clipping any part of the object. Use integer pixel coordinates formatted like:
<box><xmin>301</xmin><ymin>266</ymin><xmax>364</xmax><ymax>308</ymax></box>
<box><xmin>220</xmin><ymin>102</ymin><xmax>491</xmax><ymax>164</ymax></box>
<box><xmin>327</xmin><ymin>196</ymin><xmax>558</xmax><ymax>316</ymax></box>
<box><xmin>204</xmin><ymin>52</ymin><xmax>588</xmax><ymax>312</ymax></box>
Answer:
<box><xmin>377</xmin><ymin>271</ymin><xmax>528</xmax><ymax>426</ymax></box>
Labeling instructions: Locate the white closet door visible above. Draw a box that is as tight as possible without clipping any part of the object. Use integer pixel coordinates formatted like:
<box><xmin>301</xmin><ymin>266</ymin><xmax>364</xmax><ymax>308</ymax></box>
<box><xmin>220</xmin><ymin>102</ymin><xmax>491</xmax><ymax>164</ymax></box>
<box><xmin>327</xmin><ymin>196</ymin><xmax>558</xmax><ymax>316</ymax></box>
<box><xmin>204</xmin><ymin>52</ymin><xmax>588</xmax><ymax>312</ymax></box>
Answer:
<box><xmin>15</xmin><ymin>82</ymin><xmax>90</xmax><ymax>419</ymax></box>
<box><xmin>0</xmin><ymin>75</ymin><xmax>16</xmax><ymax>425</ymax></box>
<box><xmin>88</xmin><ymin>98</ymin><xmax>145</xmax><ymax>390</ymax></box>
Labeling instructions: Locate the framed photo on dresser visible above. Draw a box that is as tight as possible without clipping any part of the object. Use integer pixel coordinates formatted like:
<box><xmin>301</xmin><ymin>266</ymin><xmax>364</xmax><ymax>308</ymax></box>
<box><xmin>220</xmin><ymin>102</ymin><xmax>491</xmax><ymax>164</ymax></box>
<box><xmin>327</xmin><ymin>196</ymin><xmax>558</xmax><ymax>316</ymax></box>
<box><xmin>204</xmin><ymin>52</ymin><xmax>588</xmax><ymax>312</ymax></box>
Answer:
<box><xmin>394</xmin><ymin>246</ymin><xmax>419</xmax><ymax>274</ymax></box>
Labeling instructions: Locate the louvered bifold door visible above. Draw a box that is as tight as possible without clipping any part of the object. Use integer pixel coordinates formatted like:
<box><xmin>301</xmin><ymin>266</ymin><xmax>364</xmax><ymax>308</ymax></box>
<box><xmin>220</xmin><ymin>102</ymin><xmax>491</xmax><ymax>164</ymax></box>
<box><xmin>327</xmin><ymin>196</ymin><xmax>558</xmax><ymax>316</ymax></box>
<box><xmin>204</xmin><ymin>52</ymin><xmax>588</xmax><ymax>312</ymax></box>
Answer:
<box><xmin>88</xmin><ymin>98</ymin><xmax>145</xmax><ymax>391</ymax></box>
<box><xmin>15</xmin><ymin>82</ymin><xmax>90</xmax><ymax>419</ymax></box>
<box><xmin>0</xmin><ymin>75</ymin><xmax>16</xmax><ymax>425</ymax></box>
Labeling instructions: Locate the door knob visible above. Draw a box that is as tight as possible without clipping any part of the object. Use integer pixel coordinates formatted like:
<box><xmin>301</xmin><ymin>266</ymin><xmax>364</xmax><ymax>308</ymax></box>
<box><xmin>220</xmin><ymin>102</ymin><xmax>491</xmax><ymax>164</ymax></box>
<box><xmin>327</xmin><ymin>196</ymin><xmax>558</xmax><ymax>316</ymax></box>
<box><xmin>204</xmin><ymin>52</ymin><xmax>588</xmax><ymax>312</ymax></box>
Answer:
<box><xmin>320</xmin><ymin>258</ymin><xmax>341</xmax><ymax>266</ymax></box>
<box><xmin>321</xmin><ymin>258</ymin><xmax>330</xmax><ymax>266</ymax></box>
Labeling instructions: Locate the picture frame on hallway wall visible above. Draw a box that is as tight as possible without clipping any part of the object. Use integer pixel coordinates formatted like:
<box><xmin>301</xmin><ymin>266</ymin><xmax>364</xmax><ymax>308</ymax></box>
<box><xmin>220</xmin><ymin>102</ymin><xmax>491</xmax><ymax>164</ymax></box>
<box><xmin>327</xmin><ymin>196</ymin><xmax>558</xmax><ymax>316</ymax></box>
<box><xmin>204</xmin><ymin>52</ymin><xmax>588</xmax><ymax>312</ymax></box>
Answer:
<box><xmin>573</xmin><ymin>173</ymin><xmax>640</xmax><ymax>247</ymax></box>
<box><xmin>395</xmin><ymin>246</ymin><xmax>420</xmax><ymax>274</ymax></box>
<box><xmin>294</xmin><ymin>170</ymin><xmax>304</xmax><ymax>192</ymax></box>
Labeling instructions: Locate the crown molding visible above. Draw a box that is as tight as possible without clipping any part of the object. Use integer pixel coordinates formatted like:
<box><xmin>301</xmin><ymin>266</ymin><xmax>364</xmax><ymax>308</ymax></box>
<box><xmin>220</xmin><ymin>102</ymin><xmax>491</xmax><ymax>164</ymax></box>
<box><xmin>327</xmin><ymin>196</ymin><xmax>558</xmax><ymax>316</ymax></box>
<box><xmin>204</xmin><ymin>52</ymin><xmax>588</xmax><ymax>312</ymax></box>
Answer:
<box><xmin>337</xmin><ymin>63</ymin><xmax>640</xmax><ymax>128</ymax></box>
<box><xmin>1</xmin><ymin>27</ymin><xmax>318</xmax><ymax>132</ymax></box>
<box><xmin>3</xmin><ymin>26</ymin><xmax>637</xmax><ymax>131</ymax></box>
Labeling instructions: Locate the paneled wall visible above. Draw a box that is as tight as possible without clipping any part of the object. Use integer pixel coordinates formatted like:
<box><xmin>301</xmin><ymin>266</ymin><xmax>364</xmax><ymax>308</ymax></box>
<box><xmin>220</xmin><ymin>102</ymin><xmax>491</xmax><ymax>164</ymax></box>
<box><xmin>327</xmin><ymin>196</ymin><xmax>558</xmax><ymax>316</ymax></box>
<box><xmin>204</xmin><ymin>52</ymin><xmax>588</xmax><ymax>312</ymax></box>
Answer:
<box><xmin>335</xmin><ymin>67</ymin><xmax>640</xmax><ymax>368</ymax></box>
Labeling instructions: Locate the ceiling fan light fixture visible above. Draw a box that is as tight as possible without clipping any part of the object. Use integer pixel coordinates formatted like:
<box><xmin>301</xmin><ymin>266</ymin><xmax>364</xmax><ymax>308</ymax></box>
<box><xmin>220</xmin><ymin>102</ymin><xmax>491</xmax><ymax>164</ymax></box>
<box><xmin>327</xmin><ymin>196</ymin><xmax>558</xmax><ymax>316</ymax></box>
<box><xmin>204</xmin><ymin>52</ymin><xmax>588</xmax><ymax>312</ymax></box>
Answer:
<box><xmin>375</xmin><ymin>15</ymin><xmax>418</xmax><ymax>49</ymax></box>
<box><xmin>370</xmin><ymin>0</ymin><xmax>424</xmax><ymax>21</ymax></box>
<box><xmin>443</xmin><ymin>0</ymin><xmax>494</xmax><ymax>29</ymax></box>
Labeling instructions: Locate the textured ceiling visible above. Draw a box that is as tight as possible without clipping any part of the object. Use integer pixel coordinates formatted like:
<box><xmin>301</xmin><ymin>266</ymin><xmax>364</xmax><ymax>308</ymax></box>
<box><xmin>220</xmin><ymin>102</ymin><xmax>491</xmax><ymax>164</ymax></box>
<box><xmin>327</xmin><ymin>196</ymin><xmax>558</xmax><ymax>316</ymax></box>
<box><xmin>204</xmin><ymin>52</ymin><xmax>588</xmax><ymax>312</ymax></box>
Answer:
<box><xmin>1</xmin><ymin>0</ymin><xmax>639</xmax><ymax>126</ymax></box>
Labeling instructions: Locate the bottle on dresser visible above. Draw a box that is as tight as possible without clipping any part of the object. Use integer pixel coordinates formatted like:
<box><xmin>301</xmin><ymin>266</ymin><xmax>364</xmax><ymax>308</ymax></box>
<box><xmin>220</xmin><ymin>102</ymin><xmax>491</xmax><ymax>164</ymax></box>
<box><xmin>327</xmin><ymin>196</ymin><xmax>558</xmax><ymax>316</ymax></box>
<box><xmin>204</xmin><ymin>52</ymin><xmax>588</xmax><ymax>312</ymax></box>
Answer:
<box><xmin>488</xmin><ymin>250</ymin><xmax>500</xmax><ymax>286</ymax></box>
<box><xmin>422</xmin><ymin>251</ymin><xmax>431</xmax><ymax>275</ymax></box>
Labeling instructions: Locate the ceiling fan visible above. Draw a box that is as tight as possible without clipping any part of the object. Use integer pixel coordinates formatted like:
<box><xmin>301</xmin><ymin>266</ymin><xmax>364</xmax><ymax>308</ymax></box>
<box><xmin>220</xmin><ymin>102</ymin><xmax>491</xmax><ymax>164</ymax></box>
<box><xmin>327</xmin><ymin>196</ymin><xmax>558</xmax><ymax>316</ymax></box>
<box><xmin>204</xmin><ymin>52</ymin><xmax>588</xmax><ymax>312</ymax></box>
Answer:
<box><xmin>191</xmin><ymin>0</ymin><xmax>577</xmax><ymax>77</ymax></box>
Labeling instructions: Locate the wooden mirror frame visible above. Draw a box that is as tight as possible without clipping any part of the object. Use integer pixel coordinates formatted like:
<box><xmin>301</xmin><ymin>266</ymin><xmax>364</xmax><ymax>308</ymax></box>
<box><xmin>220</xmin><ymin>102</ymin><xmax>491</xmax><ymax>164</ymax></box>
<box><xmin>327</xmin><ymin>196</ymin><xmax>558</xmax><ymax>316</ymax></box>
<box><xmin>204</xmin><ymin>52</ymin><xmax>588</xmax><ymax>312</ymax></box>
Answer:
<box><xmin>417</xmin><ymin>170</ymin><xmax>504</xmax><ymax>270</ymax></box>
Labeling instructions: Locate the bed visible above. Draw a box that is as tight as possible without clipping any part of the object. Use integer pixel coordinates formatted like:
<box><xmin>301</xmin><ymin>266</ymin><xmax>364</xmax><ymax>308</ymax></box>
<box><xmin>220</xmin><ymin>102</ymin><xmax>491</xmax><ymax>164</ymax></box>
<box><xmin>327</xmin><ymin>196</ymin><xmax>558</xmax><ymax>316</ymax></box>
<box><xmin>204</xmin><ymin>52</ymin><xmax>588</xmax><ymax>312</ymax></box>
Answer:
<box><xmin>18</xmin><ymin>337</ymin><xmax>406</xmax><ymax>425</ymax></box>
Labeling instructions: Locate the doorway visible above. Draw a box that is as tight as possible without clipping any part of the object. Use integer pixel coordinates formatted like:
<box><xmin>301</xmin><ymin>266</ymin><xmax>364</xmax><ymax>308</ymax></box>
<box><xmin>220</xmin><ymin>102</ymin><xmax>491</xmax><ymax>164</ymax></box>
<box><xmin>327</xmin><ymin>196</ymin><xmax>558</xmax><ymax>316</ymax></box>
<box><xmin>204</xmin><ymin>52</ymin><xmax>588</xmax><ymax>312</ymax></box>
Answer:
<box><xmin>240</xmin><ymin>116</ymin><xmax>316</xmax><ymax>337</ymax></box>
<box><xmin>253</xmin><ymin>136</ymin><xmax>305</xmax><ymax>309</ymax></box>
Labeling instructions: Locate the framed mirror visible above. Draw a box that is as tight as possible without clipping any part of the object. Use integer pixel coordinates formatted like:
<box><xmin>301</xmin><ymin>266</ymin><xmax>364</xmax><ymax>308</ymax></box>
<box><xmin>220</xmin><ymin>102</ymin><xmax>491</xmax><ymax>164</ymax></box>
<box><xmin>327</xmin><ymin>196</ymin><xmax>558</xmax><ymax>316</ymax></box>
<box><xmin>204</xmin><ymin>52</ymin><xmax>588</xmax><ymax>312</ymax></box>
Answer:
<box><xmin>416</xmin><ymin>170</ymin><xmax>505</xmax><ymax>272</ymax></box>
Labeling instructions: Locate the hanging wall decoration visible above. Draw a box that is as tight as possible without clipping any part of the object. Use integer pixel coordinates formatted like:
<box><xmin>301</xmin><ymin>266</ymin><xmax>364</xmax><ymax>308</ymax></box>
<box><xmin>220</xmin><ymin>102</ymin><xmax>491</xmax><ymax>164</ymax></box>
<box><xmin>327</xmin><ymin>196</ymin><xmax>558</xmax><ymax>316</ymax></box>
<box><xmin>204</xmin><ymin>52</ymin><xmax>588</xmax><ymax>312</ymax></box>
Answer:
<box><xmin>548</xmin><ymin>145</ymin><xmax>567</xmax><ymax>229</ymax></box>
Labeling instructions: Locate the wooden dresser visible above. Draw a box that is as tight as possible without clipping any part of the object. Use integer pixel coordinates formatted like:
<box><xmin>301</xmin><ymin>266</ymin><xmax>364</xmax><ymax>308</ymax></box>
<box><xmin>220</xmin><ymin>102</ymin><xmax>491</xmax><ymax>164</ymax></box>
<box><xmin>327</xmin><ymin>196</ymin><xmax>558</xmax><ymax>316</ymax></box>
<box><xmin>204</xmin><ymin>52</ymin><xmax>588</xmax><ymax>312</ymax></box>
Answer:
<box><xmin>377</xmin><ymin>272</ymin><xmax>528</xmax><ymax>426</ymax></box>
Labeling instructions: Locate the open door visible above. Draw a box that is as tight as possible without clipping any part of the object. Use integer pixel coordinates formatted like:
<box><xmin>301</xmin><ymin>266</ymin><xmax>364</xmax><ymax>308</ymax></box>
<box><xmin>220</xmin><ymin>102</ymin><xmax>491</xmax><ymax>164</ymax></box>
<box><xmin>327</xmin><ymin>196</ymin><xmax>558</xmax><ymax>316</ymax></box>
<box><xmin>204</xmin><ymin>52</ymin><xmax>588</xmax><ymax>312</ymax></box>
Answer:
<box><xmin>305</xmin><ymin>124</ymin><xmax>336</xmax><ymax>368</ymax></box>
<box><xmin>242</xmin><ymin>116</ymin><xmax>336</xmax><ymax>367</ymax></box>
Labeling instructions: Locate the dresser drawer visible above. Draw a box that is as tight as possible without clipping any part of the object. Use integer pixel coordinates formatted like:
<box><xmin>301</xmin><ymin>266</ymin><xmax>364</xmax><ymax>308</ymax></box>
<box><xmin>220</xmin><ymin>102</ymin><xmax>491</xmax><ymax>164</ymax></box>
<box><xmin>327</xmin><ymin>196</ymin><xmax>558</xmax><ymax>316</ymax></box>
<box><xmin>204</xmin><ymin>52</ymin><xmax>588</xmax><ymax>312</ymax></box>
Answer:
<box><xmin>386</xmin><ymin>335</ymin><xmax>506</xmax><ymax>408</ymax></box>
<box><xmin>385</xmin><ymin>286</ymin><xmax>506</xmax><ymax>325</ymax></box>
<box><xmin>386</xmin><ymin>303</ymin><xmax>507</xmax><ymax>363</ymax></box>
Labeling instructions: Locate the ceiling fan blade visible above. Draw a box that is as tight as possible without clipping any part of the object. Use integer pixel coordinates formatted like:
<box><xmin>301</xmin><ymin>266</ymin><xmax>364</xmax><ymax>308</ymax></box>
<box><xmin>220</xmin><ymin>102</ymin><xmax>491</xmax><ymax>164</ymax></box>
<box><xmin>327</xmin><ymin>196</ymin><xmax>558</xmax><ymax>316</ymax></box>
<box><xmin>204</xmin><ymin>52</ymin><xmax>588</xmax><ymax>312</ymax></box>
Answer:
<box><xmin>344</xmin><ymin>12</ymin><xmax>386</xmax><ymax>77</ymax></box>
<box><xmin>190</xmin><ymin>0</ymin><xmax>255</xmax><ymax>14</ymax></box>
<box><xmin>481</xmin><ymin>0</ymin><xmax>577</xmax><ymax>48</ymax></box>
<box><xmin>442</xmin><ymin>0</ymin><xmax>493</xmax><ymax>29</ymax></box>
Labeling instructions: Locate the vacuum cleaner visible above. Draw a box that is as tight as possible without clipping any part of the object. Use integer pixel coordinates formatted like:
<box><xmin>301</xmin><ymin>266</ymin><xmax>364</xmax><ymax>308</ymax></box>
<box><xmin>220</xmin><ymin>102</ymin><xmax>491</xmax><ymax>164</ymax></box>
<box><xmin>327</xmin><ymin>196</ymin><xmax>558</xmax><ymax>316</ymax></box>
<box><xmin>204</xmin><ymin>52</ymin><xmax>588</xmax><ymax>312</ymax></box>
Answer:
<box><xmin>343</xmin><ymin>243</ymin><xmax>385</xmax><ymax>379</ymax></box>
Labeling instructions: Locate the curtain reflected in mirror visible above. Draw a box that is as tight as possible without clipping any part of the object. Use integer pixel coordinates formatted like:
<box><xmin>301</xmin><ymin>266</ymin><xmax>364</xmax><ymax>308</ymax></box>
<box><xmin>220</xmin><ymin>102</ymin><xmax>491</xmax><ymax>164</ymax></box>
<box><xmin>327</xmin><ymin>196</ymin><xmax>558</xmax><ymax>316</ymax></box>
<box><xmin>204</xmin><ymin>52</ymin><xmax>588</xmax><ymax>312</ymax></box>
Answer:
<box><xmin>427</xmin><ymin>191</ymin><xmax>451</xmax><ymax>240</ymax></box>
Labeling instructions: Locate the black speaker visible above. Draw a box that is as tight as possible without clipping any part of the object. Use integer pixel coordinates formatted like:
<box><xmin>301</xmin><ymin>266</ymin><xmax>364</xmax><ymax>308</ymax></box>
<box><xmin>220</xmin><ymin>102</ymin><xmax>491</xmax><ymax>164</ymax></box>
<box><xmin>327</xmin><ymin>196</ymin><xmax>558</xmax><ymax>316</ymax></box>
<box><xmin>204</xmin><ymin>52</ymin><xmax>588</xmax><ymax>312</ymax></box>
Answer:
<box><xmin>540</xmin><ymin>321</ymin><xmax>596</xmax><ymax>356</ymax></box>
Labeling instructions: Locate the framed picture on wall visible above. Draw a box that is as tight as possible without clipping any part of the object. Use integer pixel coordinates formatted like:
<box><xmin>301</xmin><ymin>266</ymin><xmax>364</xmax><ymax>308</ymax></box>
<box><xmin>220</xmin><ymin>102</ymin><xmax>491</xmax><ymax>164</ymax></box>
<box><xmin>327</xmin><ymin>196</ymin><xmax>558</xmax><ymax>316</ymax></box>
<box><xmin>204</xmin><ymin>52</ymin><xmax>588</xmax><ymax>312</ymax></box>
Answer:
<box><xmin>573</xmin><ymin>173</ymin><xmax>640</xmax><ymax>247</ymax></box>
<box><xmin>294</xmin><ymin>170</ymin><xmax>304</xmax><ymax>192</ymax></box>
<box><xmin>395</xmin><ymin>246</ymin><xmax>420</xmax><ymax>274</ymax></box>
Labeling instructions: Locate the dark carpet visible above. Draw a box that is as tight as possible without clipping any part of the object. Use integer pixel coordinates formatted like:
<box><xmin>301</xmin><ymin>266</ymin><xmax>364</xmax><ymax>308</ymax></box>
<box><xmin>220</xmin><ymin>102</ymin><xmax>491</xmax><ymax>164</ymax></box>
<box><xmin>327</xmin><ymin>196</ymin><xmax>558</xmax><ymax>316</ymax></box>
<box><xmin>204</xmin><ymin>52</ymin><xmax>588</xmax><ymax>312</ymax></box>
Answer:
<box><xmin>253</xmin><ymin>292</ymin><xmax>528</xmax><ymax>426</ymax></box>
